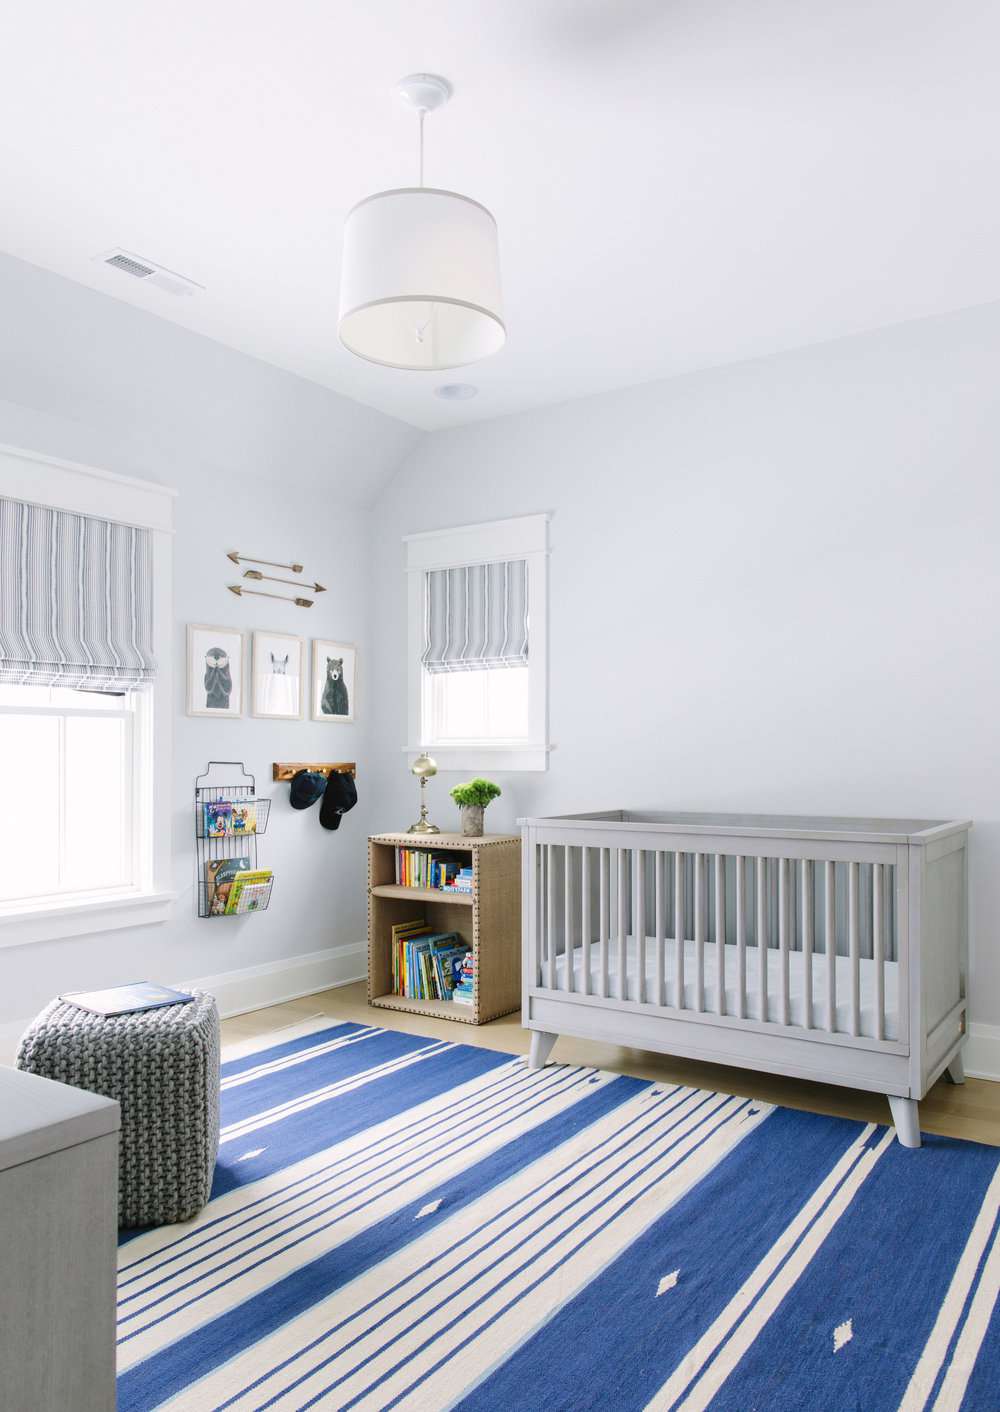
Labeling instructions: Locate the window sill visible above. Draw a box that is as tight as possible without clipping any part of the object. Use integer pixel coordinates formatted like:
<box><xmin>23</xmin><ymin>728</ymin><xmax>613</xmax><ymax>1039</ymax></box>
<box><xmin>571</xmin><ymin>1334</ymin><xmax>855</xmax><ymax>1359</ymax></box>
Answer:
<box><xmin>405</xmin><ymin>743</ymin><xmax>551</xmax><ymax>773</ymax></box>
<box><xmin>0</xmin><ymin>889</ymin><xmax>177</xmax><ymax>949</ymax></box>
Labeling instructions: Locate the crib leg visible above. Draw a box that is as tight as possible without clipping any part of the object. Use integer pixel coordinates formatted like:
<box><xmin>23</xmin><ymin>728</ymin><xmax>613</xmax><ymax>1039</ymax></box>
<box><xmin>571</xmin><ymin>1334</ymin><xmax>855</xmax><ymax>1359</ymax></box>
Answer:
<box><xmin>946</xmin><ymin>1051</ymin><xmax>965</xmax><ymax>1085</ymax></box>
<box><xmin>888</xmin><ymin>1096</ymin><xmax>921</xmax><ymax>1148</ymax></box>
<box><xmin>528</xmin><ymin>1030</ymin><xmax>558</xmax><ymax>1071</ymax></box>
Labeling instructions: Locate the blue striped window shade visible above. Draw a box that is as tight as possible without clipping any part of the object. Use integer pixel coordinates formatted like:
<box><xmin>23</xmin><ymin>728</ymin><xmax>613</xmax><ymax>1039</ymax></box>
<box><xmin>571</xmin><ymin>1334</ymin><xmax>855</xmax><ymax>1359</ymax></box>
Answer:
<box><xmin>422</xmin><ymin>559</ymin><xmax>528</xmax><ymax>674</ymax></box>
<box><xmin>0</xmin><ymin>496</ymin><xmax>156</xmax><ymax>691</ymax></box>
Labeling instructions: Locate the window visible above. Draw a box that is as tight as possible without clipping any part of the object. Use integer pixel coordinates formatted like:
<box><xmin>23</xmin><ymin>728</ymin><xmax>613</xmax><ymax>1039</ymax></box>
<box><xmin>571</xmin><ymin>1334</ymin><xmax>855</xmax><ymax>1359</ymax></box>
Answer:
<box><xmin>0</xmin><ymin>684</ymin><xmax>151</xmax><ymax>904</ymax></box>
<box><xmin>406</xmin><ymin>514</ymin><xmax>549</xmax><ymax>771</ymax></box>
<box><xmin>0</xmin><ymin>444</ymin><xmax>173</xmax><ymax>943</ymax></box>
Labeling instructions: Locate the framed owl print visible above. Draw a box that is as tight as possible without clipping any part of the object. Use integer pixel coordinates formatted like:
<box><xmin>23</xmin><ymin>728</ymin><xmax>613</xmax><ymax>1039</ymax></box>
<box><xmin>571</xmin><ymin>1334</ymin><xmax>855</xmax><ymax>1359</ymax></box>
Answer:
<box><xmin>187</xmin><ymin>625</ymin><xmax>245</xmax><ymax>718</ymax></box>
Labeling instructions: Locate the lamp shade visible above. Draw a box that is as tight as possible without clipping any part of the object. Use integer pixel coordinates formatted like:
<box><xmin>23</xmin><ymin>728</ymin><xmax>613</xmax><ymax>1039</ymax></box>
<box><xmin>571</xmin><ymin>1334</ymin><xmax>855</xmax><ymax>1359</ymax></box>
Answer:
<box><xmin>338</xmin><ymin>187</ymin><xmax>505</xmax><ymax>371</ymax></box>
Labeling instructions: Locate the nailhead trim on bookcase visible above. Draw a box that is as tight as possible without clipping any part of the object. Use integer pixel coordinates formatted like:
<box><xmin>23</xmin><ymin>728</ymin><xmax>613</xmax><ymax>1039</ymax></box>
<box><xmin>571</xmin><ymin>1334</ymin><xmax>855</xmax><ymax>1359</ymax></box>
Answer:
<box><xmin>368</xmin><ymin>833</ymin><xmax>521</xmax><ymax>1025</ymax></box>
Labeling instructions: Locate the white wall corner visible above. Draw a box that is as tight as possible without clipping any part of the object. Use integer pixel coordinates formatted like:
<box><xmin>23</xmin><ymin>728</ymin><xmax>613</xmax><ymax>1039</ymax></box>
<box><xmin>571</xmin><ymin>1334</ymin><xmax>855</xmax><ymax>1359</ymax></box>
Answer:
<box><xmin>180</xmin><ymin>943</ymin><xmax>367</xmax><ymax>1020</ymax></box>
<box><xmin>964</xmin><ymin>1021</ymin><xmax>1000</xmax><ymax>1083</ymax></box>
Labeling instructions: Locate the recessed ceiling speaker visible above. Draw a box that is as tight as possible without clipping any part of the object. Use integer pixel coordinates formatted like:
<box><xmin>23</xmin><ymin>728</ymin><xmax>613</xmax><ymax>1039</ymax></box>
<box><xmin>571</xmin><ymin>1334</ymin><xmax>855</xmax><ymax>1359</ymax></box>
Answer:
<box><xmin>434</xmin><ymin>383</ymin><xmax>479</xmax><ymax>401</ymax></box>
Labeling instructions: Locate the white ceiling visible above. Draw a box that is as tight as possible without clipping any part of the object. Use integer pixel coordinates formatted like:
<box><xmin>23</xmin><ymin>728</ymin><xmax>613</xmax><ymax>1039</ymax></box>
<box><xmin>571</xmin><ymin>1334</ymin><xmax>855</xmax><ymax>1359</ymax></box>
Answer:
<box><xmin>1</xmin><ymin>1</ymin><xmax>999</xmax><ymax>432</ymax></box>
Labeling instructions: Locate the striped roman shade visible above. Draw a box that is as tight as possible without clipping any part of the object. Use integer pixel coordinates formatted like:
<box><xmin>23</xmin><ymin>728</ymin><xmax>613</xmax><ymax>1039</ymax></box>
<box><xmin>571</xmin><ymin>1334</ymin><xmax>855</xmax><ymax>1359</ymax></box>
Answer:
<box><xmin>422</xmin><ymin>559</ymin><xmax>529</xmax><ymax>673</ymax></box>
<box><xmin>0</xmin><ymin>496</ymin><xmax>156</xmax><ymax>690</ymax></box>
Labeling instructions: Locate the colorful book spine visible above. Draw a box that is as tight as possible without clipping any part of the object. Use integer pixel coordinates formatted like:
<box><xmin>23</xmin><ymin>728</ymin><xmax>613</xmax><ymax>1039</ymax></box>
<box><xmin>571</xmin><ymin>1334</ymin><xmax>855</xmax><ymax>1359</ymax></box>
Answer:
<box><xmin>393</xmin><ymin>848</ymin><xmax>467</xmax><ymax>893</ymax></box>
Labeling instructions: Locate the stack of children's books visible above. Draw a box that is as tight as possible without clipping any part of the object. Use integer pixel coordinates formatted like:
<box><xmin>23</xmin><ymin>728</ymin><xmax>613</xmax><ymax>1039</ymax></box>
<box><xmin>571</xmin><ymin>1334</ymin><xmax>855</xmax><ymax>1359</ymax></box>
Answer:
<box><xmin>393</xmin><ymin>847</ymin><xmax>466</xmax><ymax>892</ymax></box>
<box><xmin>452</xmin><ymin>952</ymin><xmax>475</xmax><ymax>1005</ymax></box>
<box><xmin>205</xmin><ymin>856</ymin><xmax>273</xmax><ymax>915</ymax></box>
<box><xmin>448</xmin><ymin>866</ymin><xmax>474</xmax><ymax>895</ymax></box>
<box><xmin>390</xmin><ymin>919</ymin><xmax>471</xmax><ymax>1002</ymax></box>
<box><xmin>203</xmin><ymin>799</ymin><xmax>259</xmax><ymax>837</ymax></box>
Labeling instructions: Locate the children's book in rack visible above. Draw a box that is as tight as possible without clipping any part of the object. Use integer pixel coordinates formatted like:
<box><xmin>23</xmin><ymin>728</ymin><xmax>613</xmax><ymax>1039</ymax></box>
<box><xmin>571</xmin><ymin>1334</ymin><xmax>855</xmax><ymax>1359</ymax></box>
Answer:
<box><xmin>195</xmin><ymin>761</ymin><xmax>274</xmax><ymax>918</ymax></box>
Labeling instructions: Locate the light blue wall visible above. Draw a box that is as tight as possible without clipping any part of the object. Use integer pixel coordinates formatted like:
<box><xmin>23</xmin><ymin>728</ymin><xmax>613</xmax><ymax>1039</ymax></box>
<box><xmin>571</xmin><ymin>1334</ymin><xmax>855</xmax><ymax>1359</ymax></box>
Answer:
<box><xmin>0</xmin><ymin>252</ymin><xmax>419</xmax><ymax>1040</ymax></box>
<box><xmin>368</xmin><ymin>299</ymin><xmax>1000</xmax><ymax>1053</ymax></box>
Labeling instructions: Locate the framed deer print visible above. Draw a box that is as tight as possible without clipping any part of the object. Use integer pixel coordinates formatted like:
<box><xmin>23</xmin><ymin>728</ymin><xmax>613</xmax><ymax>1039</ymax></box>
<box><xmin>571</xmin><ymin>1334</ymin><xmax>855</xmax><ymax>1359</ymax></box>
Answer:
<box><xmin>251</xmin><ymin>631</ymin><xmax>304</xmax><ymax>720</ymax></box>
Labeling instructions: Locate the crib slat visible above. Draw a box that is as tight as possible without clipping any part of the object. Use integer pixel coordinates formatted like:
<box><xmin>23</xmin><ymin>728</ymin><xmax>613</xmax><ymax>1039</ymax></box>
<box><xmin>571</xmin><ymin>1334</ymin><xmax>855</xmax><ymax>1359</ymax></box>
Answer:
<box><xmin>634</xmin><ymin>850</ymin><xmax>647</xmax><ymax>1004</ymax></box>
<box><xmin>825</xmin><ymin>860</ymin><xmax>837</xmax><ymax>1033</ymax></box>
<box><xmin>757</xmin><ymin>856</ymin><xmax>768</xmax><ymax>1023</ymax></box>
<box><xmin>801</xmin><ymin>859</ymin><xmax>814</xmax><ymax>1029</ymax></box>
<box><xmin>654</xmin><ymin>852</ymin><xmax>666</xmax><ymax>1007</ymax></box>
<box><xmin>674</xmin><ymin>852</ymin><xmax>685</xmax><ymax>1010</ymax></box>
<box><xmin>599</xmin><ymin>848</ymin><xmax>610</xmax><ymax>998</ymax></box>
<box><xmin>535</xmin><ymin>844</ymin><xmax>544</xmax><ymax>987</ymax></box>
<box><xmin>581</xmin><ymin>847</ymin><xmax>591</xmax><ymax>998</ymax></box>
<box><xmin>617</xmin><ymin>848</ymin><xmax>628</xmax><ymax>1002</ymax></box>
<box><xmin>848</xmin><ymin>861</ymin><xmax>861</xmax><ymax>1036</ymax></box>
<box><xmin>873</xmin><ymin>861</ymin><xmax>885</xmax><ymax>1041</ymax></box>
<box><xmin>778</xmin><ymin>858</ymin><xmax>790</xmax><ymax>1026</ymax></box>
<box><xmin>735</xmin><ymin>855</ymin><xmax>747</xmax><ymax>1019</ymax></box>
<box><xmin>564</xmin><ymin>846</ymin><xmax>574</xmax><ymax>994</ymax></box>
<box><xmin>715</xmin><ymin>854</ymin><xmax>726</xmax><ymax>1016</ymax></box>
<box><xmin>546</xmin><ymin>844</ymin><xmax>556</xmax><ymax>991</ymax></box>
<box><xmin>694</xmin><ymin>852</ymin><xmax>705</xmax><ymax>1011</ymax></box>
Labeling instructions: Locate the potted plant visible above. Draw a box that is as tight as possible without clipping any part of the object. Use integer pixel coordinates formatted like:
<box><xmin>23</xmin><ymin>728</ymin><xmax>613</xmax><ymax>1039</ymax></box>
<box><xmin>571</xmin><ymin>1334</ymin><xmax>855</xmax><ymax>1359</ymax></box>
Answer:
<box><xmin>449</xmin><ymin>778</ymin><xmax>501</xmax><ymax>838</ymax></box>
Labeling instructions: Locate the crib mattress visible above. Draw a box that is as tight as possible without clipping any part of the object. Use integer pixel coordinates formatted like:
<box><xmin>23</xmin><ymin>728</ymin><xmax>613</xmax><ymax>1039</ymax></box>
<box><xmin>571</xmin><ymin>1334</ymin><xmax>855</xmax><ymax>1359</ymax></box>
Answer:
<box><xmin>554</xmin><ymin>937</ymin><xmax>899</xmax><ymax>1041</ymax></box>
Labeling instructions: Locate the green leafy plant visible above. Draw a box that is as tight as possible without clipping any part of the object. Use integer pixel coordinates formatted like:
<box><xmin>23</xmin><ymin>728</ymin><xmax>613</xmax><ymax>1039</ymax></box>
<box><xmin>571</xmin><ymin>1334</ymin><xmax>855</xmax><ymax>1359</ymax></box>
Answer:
<box><xmin>449</xmin><ymin>778</ymin><xmax>502</xmax><ymax>809</ymax></box>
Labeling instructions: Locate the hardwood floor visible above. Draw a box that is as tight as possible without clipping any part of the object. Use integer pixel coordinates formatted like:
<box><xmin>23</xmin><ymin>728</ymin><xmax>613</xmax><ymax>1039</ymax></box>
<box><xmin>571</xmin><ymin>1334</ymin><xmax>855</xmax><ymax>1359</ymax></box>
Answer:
<box><xmin>222</xmin><ymin>979</ymin><xmax>1000</xmax><ymax>1147</ymax></box>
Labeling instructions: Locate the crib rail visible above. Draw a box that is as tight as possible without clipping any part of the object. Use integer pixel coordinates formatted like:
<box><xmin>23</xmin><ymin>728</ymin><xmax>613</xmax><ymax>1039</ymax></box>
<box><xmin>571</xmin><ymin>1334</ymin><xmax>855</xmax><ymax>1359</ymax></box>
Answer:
<box><xmin>525</xmin><ymin>830</ymin><xmax>905</xmax><ymax>1046</ymax></box>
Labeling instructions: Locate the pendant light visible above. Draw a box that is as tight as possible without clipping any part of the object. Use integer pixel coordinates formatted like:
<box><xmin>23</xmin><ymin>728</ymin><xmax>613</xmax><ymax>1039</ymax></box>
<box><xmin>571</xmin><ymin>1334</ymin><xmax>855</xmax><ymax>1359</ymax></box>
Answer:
<box><xmin>338</xmin><ymin>75</ymin><xmax>505</xmax><ymax>372</ymax></box>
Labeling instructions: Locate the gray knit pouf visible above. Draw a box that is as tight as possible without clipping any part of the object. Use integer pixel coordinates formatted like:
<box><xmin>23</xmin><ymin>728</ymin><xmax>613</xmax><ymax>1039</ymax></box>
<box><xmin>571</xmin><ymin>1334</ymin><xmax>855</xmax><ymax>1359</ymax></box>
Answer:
<box><xmin>16</xmin><ymin>991</ymin><xmax>220</xmax><ymax>1228</ymax></box>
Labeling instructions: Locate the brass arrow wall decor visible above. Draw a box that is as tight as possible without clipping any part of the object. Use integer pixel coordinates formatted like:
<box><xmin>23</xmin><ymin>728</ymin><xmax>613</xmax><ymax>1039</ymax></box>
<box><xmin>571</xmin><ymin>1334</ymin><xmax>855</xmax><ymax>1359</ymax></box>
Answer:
<box><xmin>227</xmin><ymin>551</ymin><xmax>304</xmax><ymax>574</ymax></box>
<box><xmin>228</xmin><ymin>584</ymin><xmax>313</xmax><ymax>608</ymax></box>
<box><xmin>243</xmin><ymin>569</ymin><xmax>326</xmax><ymax>593</ymax></box>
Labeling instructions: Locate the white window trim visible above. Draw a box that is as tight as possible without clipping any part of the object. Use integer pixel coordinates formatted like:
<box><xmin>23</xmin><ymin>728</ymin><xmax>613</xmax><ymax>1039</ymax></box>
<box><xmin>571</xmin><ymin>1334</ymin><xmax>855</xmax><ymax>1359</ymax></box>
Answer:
<box><xmin>405</xmin><ymin>513</ymin><xmax>550</xmax><ymax>772</ymax></box>
<box><xmin>0</xmin><ymin>442</ymin><xmax>176</xmax><ymax>944</ymax></box>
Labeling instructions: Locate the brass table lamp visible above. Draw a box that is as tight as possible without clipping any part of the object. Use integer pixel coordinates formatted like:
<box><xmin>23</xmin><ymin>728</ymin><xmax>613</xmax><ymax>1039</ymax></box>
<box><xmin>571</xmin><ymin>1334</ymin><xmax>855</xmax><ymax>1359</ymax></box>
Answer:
<box><xmin>407</xmin><ymin>753</ymin><xmax>441</xmax><ymax>835</ymax></box>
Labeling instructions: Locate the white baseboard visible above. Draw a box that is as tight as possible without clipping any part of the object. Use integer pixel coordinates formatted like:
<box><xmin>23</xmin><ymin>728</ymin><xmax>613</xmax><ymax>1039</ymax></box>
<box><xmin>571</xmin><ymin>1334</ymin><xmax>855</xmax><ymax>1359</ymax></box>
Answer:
<box><xmin>965</xmin><ymin>1022</ymin><xmax>1000</xmax><ymax>1082</ymax></box>
<box><xmin>0</xmin><ymin>944</ymin><xmax>366</xmax><ymax>1063</ymax></box>
<box><xmin>179</xmin><ymin>943</ymin><xmax>366</xmax><ymax>1021</ymax></box>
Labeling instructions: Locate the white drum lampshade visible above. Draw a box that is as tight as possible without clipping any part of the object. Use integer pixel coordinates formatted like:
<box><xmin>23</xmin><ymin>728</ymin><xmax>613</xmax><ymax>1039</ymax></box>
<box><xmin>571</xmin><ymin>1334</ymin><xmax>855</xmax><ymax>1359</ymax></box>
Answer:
<box><xmin>338</xmin><ymin>187</ymin><xmax>505</xmax><ymax>371</ymax></box>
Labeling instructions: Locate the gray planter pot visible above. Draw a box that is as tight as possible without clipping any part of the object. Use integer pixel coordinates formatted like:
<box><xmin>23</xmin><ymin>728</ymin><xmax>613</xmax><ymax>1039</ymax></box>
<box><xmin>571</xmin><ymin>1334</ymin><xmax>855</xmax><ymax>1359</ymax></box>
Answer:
<box><xmin>459</xmin><ymin>804</ymin><xmax>485</xmax><ymax>837</ymax></box>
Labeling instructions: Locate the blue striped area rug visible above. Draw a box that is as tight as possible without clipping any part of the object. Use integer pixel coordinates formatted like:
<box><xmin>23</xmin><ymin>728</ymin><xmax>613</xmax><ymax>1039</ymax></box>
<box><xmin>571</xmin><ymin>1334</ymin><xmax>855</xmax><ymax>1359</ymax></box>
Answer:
<box><xmin>116</xmin><ymin>1020</ymin><xmax>1000</xmax><ymax>1411</ymax></box>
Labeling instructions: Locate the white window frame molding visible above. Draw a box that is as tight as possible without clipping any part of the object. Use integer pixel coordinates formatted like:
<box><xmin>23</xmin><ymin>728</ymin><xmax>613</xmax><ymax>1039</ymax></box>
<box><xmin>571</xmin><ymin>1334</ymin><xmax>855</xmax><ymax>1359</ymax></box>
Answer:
<box><xmin>405</xmin><ymin>512</ymin><xmax>550</xmax><ymax>772</ymax></box>
<box><xmin>0</xmin><ymin>443</ymin><xmax>176</xmax><ymax>945</ymax></box>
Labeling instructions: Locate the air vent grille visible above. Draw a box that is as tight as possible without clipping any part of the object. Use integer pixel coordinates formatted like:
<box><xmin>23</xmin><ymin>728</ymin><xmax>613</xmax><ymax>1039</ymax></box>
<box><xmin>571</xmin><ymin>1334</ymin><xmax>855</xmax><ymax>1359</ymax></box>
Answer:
<box><xmin>94</xmin><ymin>248</ymin><xmax>203</xmax><ymax>297</ymax></box>
<box><xmin>105</xmin><ymin>253</ymin><xmax>155</xmax><ymax>279</ymax></box>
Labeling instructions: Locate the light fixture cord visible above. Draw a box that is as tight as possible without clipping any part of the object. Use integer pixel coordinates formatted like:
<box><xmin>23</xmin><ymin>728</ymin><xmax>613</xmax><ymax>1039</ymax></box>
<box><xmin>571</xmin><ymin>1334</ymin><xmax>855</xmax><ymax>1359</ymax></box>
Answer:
<box><xmin>418</xmin><ymin>107</ymin><xmax>425</xmax><ymax>187</ymax></box>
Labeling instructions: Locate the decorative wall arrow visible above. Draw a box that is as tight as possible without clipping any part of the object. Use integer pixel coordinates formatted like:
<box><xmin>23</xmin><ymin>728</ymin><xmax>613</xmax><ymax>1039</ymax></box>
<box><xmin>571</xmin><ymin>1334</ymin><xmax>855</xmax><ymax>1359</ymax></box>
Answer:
<box><xmin>227</xmin><ymin>551</ymin><xmax>304</xmax><ymax>574</ymax></box>
<box><xmin>243</xmin><ymin>569</ymin><xmax>326</xmax><ymax>593</ymax></box>
<box><xmin>228</xmin><ymin>584</ymin><xmax>313</xmax><ymax>608</ymax></box>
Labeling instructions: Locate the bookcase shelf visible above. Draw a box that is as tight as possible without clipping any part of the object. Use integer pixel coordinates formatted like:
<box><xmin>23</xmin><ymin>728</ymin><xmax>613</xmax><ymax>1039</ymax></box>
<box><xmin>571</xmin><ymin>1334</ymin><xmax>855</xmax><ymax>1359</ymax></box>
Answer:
<box><xmin>370</xmin><ymin>883</ymin><xmax>474</xmax><ymax>906</ymax></box>
<box><xmin>367</xmin><ymin>832</ymin><xmax>521</xmax><ymax>1026</ymax></box>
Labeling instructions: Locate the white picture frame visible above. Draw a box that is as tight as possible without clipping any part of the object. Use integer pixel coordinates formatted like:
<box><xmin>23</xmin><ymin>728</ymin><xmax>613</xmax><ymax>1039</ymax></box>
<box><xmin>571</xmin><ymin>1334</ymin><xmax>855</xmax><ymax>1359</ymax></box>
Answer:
<box><xmin>187</xmin><ymin>624</ymin><xmax>245</xmax><ymax>718</ymax></box>
<box><xmin>251</xmin><ymin>630</ymin><xmax>305</xmax><ymax>720</ymax></box>
<box><xmin>311</xmin><ymin>639</ymin><xmax>357</xmax><ymax>723</ymax></box>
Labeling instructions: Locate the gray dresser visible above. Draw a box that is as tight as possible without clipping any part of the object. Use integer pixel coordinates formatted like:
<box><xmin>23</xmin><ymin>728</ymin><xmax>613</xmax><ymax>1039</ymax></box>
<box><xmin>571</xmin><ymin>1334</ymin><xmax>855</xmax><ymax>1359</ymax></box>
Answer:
<box><xmin>0</xmin><ymin>1066</ymin><xmax>120</xmax><ymax>1411</ymax></box>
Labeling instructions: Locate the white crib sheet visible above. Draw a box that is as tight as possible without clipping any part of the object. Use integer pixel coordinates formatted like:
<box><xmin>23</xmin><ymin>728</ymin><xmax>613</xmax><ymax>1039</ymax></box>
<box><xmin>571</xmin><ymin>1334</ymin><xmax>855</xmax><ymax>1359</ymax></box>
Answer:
<box><xmin>554</xmin><ymin>937</ymin><xmax>899</xmax><ymax>1041</ymax></box>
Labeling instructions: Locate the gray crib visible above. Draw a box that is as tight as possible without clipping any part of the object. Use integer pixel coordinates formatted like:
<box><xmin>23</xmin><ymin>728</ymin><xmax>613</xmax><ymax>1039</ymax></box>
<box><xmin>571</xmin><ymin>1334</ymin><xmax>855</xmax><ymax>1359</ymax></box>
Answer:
<box><xmin>519</xmin><ymin>811</ymin><xmax>971</xmax><ymax>1146</ymax></box>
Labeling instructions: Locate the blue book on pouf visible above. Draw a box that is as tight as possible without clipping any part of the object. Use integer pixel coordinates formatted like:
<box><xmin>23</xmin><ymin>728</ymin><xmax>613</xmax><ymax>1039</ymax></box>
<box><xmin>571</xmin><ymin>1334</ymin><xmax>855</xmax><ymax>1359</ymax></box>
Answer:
<box><xmin>60</xmin><ymin>982</ymin><xmax>194</xmax><ymax>1017</ymax></box>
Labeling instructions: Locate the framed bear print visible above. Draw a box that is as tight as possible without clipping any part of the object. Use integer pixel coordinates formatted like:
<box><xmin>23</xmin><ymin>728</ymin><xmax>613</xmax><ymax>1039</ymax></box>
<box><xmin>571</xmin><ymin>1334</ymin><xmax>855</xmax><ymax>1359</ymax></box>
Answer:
<box><xmin>187</xmin><ymin>625</ymin><xmax>245</xmax><ymax>717</ymax></box>
<box><xmin>252</xmin><ymin>631</ymin><xmax>304</xmax><ymax>720</ymax></box>
<box><xmin>311</xmin><ymin>639</ymin><xmax>357</xmax><ymax>723</ymax></box>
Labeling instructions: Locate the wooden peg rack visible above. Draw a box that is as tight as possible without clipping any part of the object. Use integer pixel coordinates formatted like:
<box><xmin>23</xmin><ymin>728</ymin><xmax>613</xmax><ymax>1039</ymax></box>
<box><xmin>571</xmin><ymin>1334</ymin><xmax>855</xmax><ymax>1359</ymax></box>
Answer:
<box><xmin>272</xmin><ymin>761</ymin><xmax>356</xmax><ymax>782</ymax></box>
